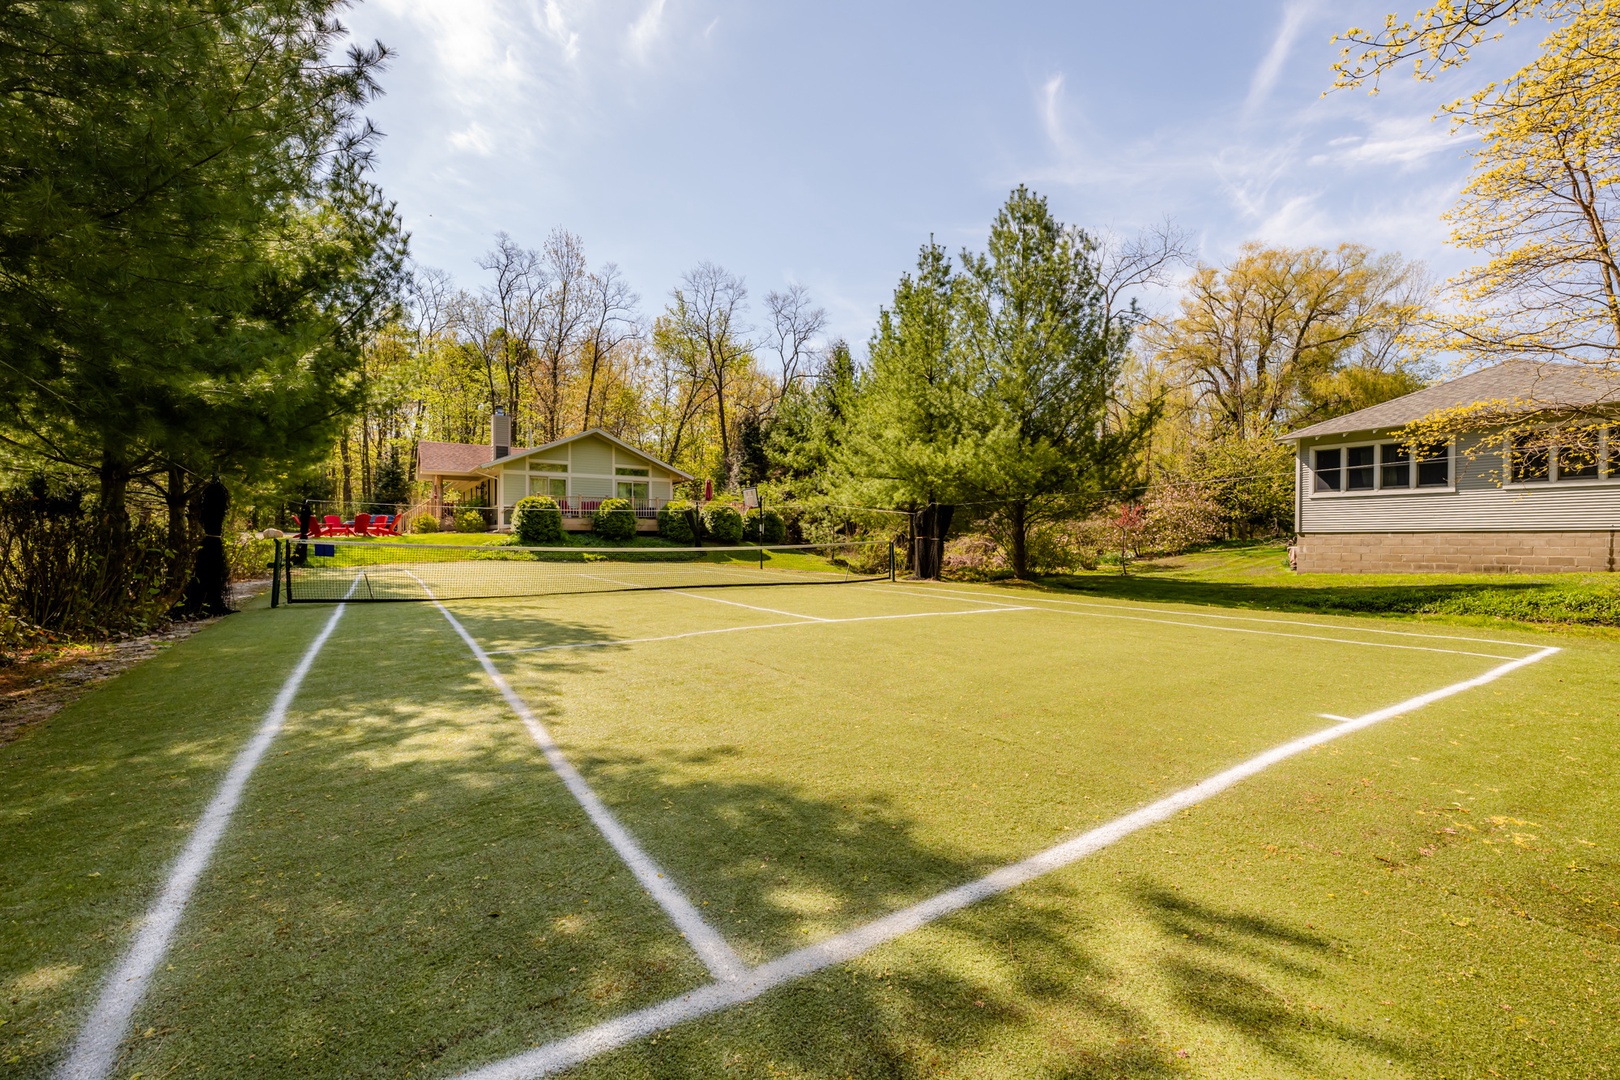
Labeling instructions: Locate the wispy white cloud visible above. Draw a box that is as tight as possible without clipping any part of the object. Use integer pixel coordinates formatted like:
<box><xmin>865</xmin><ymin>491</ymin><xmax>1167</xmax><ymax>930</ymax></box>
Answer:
<box><xmin>1245</xmin><ymin>1</ymin><xmax>1314</xmax><ymax>116</ymax></box>
<box><xmin>540</xmin><ymin>0</ymin><xmax>581</xmax><ymax>63</ymax></box>
<box><xmin>629</xmin><ymin>0</ymin><xmax>666</xmax><ymax>60</ymax></box>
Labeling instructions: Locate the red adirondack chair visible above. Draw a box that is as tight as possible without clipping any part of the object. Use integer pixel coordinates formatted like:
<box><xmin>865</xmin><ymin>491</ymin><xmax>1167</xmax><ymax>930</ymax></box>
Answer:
<box><xmin>373</xmin><ymin>514</ymin><xmax>395</xmax><ymax>535</ymax></box>
<box><xmin>322</xmin><ymin>514</ymin><xmax>351</xmax><ymax>536</ymax></box>
<box><xmin>351</xmin><ymin>512</ymin><xmax>373</xmax><ymax>537</ymax></box>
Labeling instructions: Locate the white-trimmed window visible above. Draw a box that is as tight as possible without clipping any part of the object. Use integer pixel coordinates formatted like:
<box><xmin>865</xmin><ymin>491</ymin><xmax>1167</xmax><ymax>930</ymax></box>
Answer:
<box><xmin>614</xmin><ymin>466</ymin><xmax>650</xmax><ymax>477</ymax></box>
<box><xmin>530</xmin><ymin>460</ymin><xmax>567</xmax><ymax>473</ymax></box>
<box><xmin>1311</xmin><ymin>438</ymin><xmax>1451</xmax><ymax>495</ymax></box>
<box><xmin>1507</xmin><ymin>425</ymin><xmax>1616</xmax><ymax>484</ymax></box>
<box><xmin>616</xmin><ymin>480</ymin><xmax>649</xmax><ymax>500</ymax></box>
<box><xmin>529</xmin><ymin>476</ymin><xmax>566</xmax><ymax>498</ymax></box>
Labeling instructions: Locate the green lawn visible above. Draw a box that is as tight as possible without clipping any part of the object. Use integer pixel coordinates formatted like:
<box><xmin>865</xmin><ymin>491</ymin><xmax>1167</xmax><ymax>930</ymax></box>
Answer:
<box><xmin>1037</xmin><ymin>540</ymin><xmax>1620</xmax><ymax>631</ymax></box>
<box><xmin>2</xmin><ymin>577</ymin><xmax>1615</xmax><ymax>1078</ymax></box>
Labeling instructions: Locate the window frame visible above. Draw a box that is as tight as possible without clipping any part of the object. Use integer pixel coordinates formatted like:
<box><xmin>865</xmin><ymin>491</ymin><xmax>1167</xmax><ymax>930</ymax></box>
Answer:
<box><xmin>1306</xmin><ymin>436</ymin><xmax>1455</xmax><ymax>498</ymax></box>
<box><xmin>1503</xmin><ymin>425</ymin><xmax>1619</xmax><ymax>487</ymax></box>
<box><xmin>616</xmin><ymin>480</ymin><xmax>650</xmax><ymax>500</ymax></box>
<box><xmin>613</xmin><ymin>466</ymin><xmax>651</xmax><ymax>477</ymax></box>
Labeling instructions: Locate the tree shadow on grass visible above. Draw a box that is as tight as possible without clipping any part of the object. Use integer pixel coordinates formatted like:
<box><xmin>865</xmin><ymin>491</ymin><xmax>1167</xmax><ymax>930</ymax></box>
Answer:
<box><xmin>1135</xmin><ymin>885</ymin><xmax>1413</xmax><ymax>1072</ymax></box>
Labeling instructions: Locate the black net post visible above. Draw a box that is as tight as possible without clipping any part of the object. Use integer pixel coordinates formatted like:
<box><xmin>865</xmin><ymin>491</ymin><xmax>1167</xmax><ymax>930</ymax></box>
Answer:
<box><xmin>271</xmin><ymin>540</ymin><xmax>282</xmax><ymax>608</ymax></box>
<box><xmin>889</xmin><ymin>540</ymin><xmax>895</xmax><ymax>581</ymax></box>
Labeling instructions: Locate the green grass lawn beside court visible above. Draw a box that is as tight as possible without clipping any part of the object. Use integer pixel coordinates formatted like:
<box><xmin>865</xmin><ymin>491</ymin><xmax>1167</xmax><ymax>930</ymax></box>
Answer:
<box><xmin>1</xmin><ymin>578</ymin><xmax>1615</xmax><ymax>1078</ymax></box>
<box><xmin>1037</xmin><ymin>540</ymin><xmax>1620</xmax><ymax>631</ymax></box>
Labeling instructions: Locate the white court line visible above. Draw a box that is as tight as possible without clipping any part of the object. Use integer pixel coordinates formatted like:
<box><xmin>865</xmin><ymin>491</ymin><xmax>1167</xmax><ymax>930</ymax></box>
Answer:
<box><xmin>896</xmin><ymin>582</ymin><xmax>1539</xmax><ymax>648</ymax></box>
<box><xmin>884</xmin><ymin>585</ymin><xmax>1528</xmax><ymax>661</ymax></box>
<box><xmin>57</xmin><ymin>586</ymin><xmax>358</xmax><ymax>1080</ymax></box>
<box><xmin>451</xmin><ymin>643</ymin><xmax>1560</xmax><ymax>1080</ymax></box>
<box><xmin>422</xmin><ymin>593</ymin><xmax>747</xmax><ymax>983</ymax></box>
<box><xmin>665</xmin><ymin>590</ymin><xmax>833</xmax><ymax>621</ymax></box>
<box><xmin>485</xmin><ymin>607</ymin><xmax>1033</xmax><ymax>657</ymax></box>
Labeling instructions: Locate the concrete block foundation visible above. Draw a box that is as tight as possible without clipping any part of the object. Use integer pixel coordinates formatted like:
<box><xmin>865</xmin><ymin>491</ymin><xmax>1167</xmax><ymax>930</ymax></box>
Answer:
<box><xmin>1294</xmin><ymin>531</ymin><xmax>1618</xmax><ymax>574</ymax></box>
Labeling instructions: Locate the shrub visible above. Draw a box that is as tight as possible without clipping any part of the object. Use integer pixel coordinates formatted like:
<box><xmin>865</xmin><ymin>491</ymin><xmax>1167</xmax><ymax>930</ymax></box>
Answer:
<box><xmin>513</xmin><ymin>495</ymin><xmax>562</xmax><ymax>544</ymax></box>
<box><xmin>454</xmin><ymin>509</ymin><xmax>486</xmax><ymax>533</ymax></box>
<box><xmin>0</xmin><ymin>476</ymin><xmax>171</xmax><ymax>641</ymax></box>
<box><xmin>743</xmin><ymin>507</ymin><xmax>786</xmax><ymax>544</ymax></box>
<box><xmin>701</xmin><ymin>503</ymin><xmax>743</xmax><ymax>543</ymax></box>
<box><xmin>411</xmin><ymin>513</ymin><xmax>439</xmax><ymax>534</ymax></box>
<box><xmin>592</xmin><ymin>497</ymin><xmax>637</xmax><ymax>540</ymax></box>
<box><xmin>658</xmin><ymin>498</ymin><xmax>695</xmax><ymax>542</ymax></box>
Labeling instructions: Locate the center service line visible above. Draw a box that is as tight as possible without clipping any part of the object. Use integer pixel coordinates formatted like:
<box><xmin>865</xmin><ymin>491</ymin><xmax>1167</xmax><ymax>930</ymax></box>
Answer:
<box><xmin>450</xmin><ymin>644</ymin><xmax>1560</xmax><ymax>1080</ymax></box>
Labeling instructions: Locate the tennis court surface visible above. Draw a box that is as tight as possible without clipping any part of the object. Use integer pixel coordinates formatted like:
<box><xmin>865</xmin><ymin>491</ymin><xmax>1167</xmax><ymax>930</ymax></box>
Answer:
<box><xmin>19</xmin><ymin>563</ymin><xmax>1619</xmax><ymax>1079</ymax></box>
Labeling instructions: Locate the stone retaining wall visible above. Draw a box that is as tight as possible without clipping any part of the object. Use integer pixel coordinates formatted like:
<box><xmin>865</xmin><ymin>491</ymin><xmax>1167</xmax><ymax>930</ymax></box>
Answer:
<box><xmin>1293</xmin><ymin>531</ymin><xmax>1617</xmax><ymax>574</ymax></box>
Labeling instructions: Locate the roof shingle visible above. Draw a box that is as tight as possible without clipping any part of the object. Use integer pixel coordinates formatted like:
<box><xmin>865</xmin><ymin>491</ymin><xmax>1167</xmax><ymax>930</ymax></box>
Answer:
<box><xmin>1282</xmin><ymin>360</ymin><xmax>1620</xmax><ymax>441</ymax></box>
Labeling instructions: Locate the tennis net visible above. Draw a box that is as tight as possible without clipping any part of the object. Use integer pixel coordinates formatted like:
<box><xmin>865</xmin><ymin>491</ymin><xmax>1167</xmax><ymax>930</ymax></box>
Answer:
<box><xmin>272</xmin><ymin>538</ymin><xmax>894</xmax><ymax>604</ymax></box>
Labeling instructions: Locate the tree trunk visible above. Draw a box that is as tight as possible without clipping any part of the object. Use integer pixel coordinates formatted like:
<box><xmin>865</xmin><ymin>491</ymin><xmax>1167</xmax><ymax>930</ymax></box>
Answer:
<box><xmin>164</xmin><ymin>462</ymin><xmax>191</xmax><ymax>601</ymax></box>
<box><xmin>339</xmin><ymin>429</ymin><xmax>353</xmax><ymax>512</ymax></box>
<box><xmin>181</xmin><ymin>480</ymin><xmax>231</xmax><ymax>616</ymax></box>
<box><xmin>1008</xmin><ymin>499</ymin><xmax>1029</xmax><ymax>579</ymax></box>
<box><xmin>912</xmin><ymin>503</ymin><xmax>955</xmax><ymax>579</ymax></box>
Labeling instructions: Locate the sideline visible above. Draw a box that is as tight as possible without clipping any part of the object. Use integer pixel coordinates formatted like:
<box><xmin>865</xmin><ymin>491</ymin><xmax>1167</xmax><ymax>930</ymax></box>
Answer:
<box><xmin>450</xmin><ymin>644</ymin><xmax>1560</xmax><ymax>1080</ymax></box>
<box><xmin>424</xmin><ymin>593</ymin><xmax>747</xmax><ymax>983</ymax></box>
<box><xmin>56</xmin><ymin>597</ymin><xmax>354</xmax><ymax>1080</ymax></box>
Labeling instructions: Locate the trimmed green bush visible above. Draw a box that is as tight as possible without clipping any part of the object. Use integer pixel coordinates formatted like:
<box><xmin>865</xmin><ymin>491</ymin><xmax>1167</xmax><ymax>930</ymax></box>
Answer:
<box><xmin>702</xmin><ymin>503</ymin><xmax>744</xmax><ymax>544</ymax></box>
<box><xmin>658</xmin><ymin>498</ymin><xmax>696</xmax><ymax>542</ymax></box>
<box><xmin>743</xmin><ymin>507</ymin><xmax>786</xmax><ymax>544</ymax></box>
<box><xmin>513</xmin><ymin>495</ymin><xmax>562</xmax><ymax>544</ymax></box>
<box><xmin>592</xmin><ymin>497</ymin><xmax>637</xmax><ymax>540</ymax></box>
<box><xmin>454</xmin><ymin>509</ymin><xmax>486</xmax><ymax>533</ymax></box>
<box><xmin>411</xmin><ymin>513</ymin><xmax>439</xmax><ymax>534</ymax></box>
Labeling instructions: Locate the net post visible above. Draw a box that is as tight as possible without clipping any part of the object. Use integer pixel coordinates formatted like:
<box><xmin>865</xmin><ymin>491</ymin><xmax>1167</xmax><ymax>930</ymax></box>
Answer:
<box><xmin>889</xmin><ymin>539</ymin><xmax>895</xmax><ymax>581</ymax></box>
<box><xmin>283</xmin><ymin>539</ymin><xmax>295</xmax><ymax>602</ymax></box>
<box><xmin>270</xmin><ymin>540</ymin><xmax>281</xmax><ymax>608</ymax></box>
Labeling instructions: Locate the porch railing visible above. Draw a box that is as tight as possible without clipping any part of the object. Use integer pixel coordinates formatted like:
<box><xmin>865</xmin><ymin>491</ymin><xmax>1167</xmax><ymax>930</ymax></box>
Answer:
<box><xmin>500</xmin><ymin>497</ymin><xmax>666</xmax><ymax>526</ymax></box>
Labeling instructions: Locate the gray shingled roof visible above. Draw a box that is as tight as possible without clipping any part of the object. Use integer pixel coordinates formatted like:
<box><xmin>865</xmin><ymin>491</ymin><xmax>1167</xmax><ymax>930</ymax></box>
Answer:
<box><xmin>1281</xmin><ymin>360</ymin><xmax>1620</xmax><ymax>441</ymax></box>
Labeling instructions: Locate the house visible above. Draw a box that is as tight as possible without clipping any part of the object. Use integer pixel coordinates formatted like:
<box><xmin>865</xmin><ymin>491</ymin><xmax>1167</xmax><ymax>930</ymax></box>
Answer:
<box><xmin>416</xmin><ymin>417</ymin><xmax>693</xmax><ymax>532</ymax></box>
<box><xmin>1281</xmin><ymin>360</ymin><xmax>1620</xmax><ymax>573</ymax></box>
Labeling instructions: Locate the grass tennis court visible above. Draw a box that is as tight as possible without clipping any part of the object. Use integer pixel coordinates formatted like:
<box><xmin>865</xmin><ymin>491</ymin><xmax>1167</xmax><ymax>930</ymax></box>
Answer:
<box><xmin>3</xmin><ymin>576</ymin><xmax>1618</xmax><ymax>1078</ymax></box>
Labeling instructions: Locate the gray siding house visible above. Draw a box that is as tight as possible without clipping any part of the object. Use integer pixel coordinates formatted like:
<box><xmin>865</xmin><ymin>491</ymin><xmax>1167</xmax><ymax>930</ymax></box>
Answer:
<box><xmin>1281</xmin><ymin>361</ymin><xmax>1620</xmax><ymax>573</ymax></box>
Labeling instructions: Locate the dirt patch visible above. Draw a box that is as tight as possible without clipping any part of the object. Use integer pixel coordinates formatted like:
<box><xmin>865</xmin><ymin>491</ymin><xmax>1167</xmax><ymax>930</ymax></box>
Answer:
<box><xmin>0</xmin><ymin>620</ymin><xmax>220</xmax><ymax>748</ymax></box>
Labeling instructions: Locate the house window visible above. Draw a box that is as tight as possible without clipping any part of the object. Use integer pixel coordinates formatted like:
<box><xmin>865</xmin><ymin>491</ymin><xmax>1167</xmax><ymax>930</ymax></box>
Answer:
<box><xmin>1609</xmin><ymin>427</ymin><xmax>1620</xmax><ymax>478</ymax></box>
<box><xmin>530</xmin><ymin>461</ymin><xmax>567</xmax><ymax>473</ymax></box>
<box><xmin>1379</xmin><ymin>443</ymin><xmax>1411</xmax><ymax>488</ymax></box>
<box><xmin>1346</xmin><ymin>445</ymin><xmax>1375</xmax><ymax>490</ymax></box>
<box><xmin>1312</xmin><ymin>448</ymin><xmax>1341</xmax><ymax>492</ymax></box>
<box><xmin>616</xmin><ymin>481</ymin><xmax>649</xmax><ymax>500</ymax></box>
<box><xmin>1416</xmin><ymin>441</ymin><xmax>1450</xmax><ymax>487</ymax></box>
<box><xmin>614</xmin><ymin>466</ymin><xmax>650</xmax><ymax>477</ymax></box>
<box><xmin>529</xmin><ymin>476</ymin><xmax>566</xmax><ymax>499</ymax></box>
<box><xmin>1510</xmin><ymin>432</ymin><xmax>1551</xmax><ymax>483</ymax></box>
<box><xmin>1554</xmin><ymin>427</ymin><xmax>1601</xmax><ymax>480</ymax></box>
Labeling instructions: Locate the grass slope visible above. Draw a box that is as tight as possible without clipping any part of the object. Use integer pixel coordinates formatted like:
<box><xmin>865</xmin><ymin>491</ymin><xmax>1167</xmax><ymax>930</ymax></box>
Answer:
<box><xmin>1038</xmin><ymin>541</ymin><xmax>1620</xmax><ymax>630</ymax></box>
<box><xmin>1</xmin><ymin>582</ymin><xmax>1615</xmax><ymax>1078</ymax></box>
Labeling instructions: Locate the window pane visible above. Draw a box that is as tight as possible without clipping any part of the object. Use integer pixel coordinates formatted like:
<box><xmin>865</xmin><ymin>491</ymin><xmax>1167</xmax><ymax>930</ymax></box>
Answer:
<box><xmin>614</xmin><ymin>466</ymin><xmax>650</xmax><ymax>476</ymax></box>
<box><xmin>549</xmin><ymin>479</ymin><xmax>567</xmax><ymax>498</ymax></box>
<box><xmin>1313</xmin><ymin>448</ymin><xmax>1341</xmax><ymax>492</ymax></box>
<box><xmin>1510</xmin><ymin>432</ymin><xmax>1550</xmax><ymax>483</ymax></box>
<box><xmin>1379</xmin><ymin>443</ymin><xmax>1411</xmax><ymax>488</ymax></box>
<box><xmin>1556</xmin><ymin>428</ymin><xmax>1600</xmax><ymax>479</ymax></box>
<box><xmin>1610</xmin><ymin>427</ymin><xmax>1619</xmax><ymax>478</ymax></box>
<box><xmin>531</xmin><ymin>461</ymin><xmax>567</xmax><ymax>472</ymax></box>
<box><xmin>1346</xmin><ymin>445</ymin><xmax>1375</xmax><ymax>490</ymax></box>
<box><xmin>1416</xmin><ymin>442</ymin><xmax>1450</xmax><ymax>487</ymax></box>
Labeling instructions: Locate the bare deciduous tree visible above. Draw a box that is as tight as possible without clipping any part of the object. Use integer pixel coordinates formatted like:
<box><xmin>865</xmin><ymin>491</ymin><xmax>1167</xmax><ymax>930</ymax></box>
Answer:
<box><xmin>763</xmin><ymin>282</ymin><xmax>828</xmax><ymax>411</ymax></box>
<box><xmin>578</xmin><ymin>262</ymin><xmax>640</xmax><ymax>430</ymax></box>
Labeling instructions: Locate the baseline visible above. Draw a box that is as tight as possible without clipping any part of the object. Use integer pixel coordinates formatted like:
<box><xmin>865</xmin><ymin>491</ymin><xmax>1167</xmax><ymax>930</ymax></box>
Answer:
<box><xmin>56</xmin><ymin>598</ymin><xmax>354</xmax><ymax>1080</ymax></box>
<box><xmin>450</xmin><ymin>644</ymin><xmax>1559</xmax><ymax>1080</ymax></box>
<box><xmin>885</xmin><ymin>585</ymin><xmax>1530</xmax><ymax>661</ymax></box>
<box><xmin>896</xmin><ymin>582</ymin><xmax>1540</xmax><ymax>648</ymax></box>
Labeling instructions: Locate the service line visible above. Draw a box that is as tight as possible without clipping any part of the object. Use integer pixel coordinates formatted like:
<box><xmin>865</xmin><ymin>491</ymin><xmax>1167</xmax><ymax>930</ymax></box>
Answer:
<box><xmin>451</xmin><ymin>644</ymin><xmax>1560</xmax><ymax>1080</ymax></box>
<box><xmin>485</xmin><ymin>606</ymin><xmax>1031</xmax><ymax>657</ymax></box>
<box><xmin>57</xmin><ymin>586</ymin><xmax>357</xmax><ymax>1080</ymax></box>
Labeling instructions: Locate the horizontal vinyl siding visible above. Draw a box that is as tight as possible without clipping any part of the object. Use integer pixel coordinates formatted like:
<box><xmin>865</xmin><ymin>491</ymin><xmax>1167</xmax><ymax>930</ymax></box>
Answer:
<box><xmin>570</xmin><ymin>436</ymin><xmax>613</xmax><ymax>475</ymax></box>
<box><xmin>573</xmin><ymin>476</ymin><xmax>613</xmax><ymax>498</ymax></box>
<box><xmin>1298</xmin><ymin>433</ymin><xmax>1620</xmax><ymax>532</ymax></box>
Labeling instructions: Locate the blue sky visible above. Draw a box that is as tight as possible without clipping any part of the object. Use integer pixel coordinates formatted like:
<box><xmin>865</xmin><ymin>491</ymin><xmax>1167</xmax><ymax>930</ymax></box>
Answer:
<box><xmin>343</xmin><ymin>0</ymin><xmax>1530</xmax><ymax>346</ymax></box>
